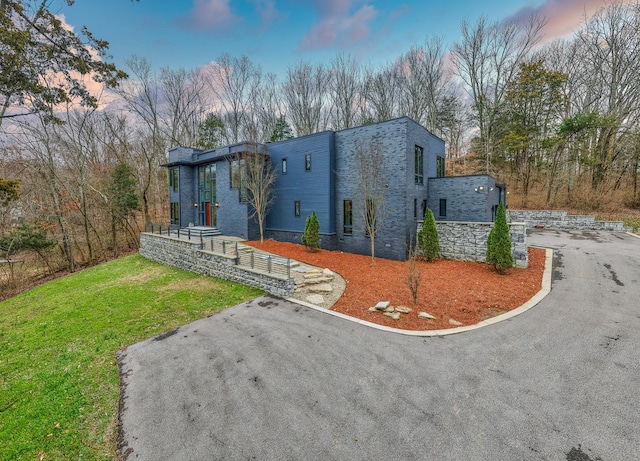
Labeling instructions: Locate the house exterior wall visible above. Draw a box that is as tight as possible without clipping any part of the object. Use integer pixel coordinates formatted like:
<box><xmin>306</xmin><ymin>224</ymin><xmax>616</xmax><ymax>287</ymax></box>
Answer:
<box><xmin>265</xmin><ymin>131</ymin><xmax>336</xmax><ymax>237</ymax></box>
<box><xmin>427</xmin><ymin>175</ymin><xmax>500</xmax><ymax>222</ymax></box>
<box><xmin>331</xmin><ymin>117</ymin><xmax>447</xmax><ymax>261</ymax></box>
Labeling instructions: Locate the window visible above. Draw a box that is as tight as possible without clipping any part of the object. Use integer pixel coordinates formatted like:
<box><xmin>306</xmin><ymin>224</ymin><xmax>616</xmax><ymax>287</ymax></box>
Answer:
<box><xmin>439</xmin><ymin>199</ymin><xmax>447</xmax><ymax>217</ymax></box>
<box><xmin>294</xmin><ymin>200</ymin><xmax>300</xmax><ymax>217</ymax></box>
<box><xmin>229</xmin><ymin>158</ymin><xmax>247</xmax><ymax>203</ymax></box>
<box><xmin>170</xmin><ymin>202</ymin><xmax>180</xmax><ymax>225</ymax></box>
<box><xmin>437</xmin><ymin>156</ymin><xmax>445</xmax><ymax>177</ymax></box>
<box><xmin>365</xmin><ymin>199</ymin><xmax>376</xmax><ymax>236</ymax></box>
<box><xmin>305</xmin><ymin>153</ymin><xmax>311</xmax><ymax>171</ymax></box>
<box><xmin>343</xmin><ymin>200</ymin><xmax>353</xmax><ymax>234</ymax></box>
<box><xmin>282</xmin><ymin>157</ymin><xmax>287</xmax><ymax>174</ymax></box>
<box><xmin>414</xmin><ymin>145</ymin><xmax>424</xmax><ymax>184</ymax></box>
<box><xmin>413</xmin><ymin>199</ymin><xmax>417</xmax><ymax>219</ymax></box>
<box><xmin>169</xmin><ymin>168</ymin><xmax>179</xmax><ymax>192</ymax></box>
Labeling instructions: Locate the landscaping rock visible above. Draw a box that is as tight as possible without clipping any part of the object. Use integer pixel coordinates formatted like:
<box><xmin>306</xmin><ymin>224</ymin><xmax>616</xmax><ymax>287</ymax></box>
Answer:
<box><xmin>383</xmin><ymin>306</ymin><xmax>395</xmax><ymax>313</ymax></box>
<box><xmin>368</xmin><ymin>306</ymin><xmax>378</xmax><ymax>312</ymax></box>
<box><xmin>304</xmin><ymin>276</ymin><xmax>333</xmax><ymax>285</ymax></box>
<box><xmin>306</xmin><ymin>294</ymin><xmax>325</xmax><ymax>305</ymax></box>
<box><xmin>418</xmin><ymin>312</ymin><xmax>436</xmax><ymax>320</ymax></box>
<box><xmin>384</xmin><ymin>312</ymin><xmax>401</xmax><ymax>320</ymax></box>
<box><xmin>395</xmin><ymin>306</ymin><xmax>412</xmax><ymax>314</ymax></box>
<box><xmin>309</xmin><ymin>283</ymin><xmax>333</xmax><ymax>293</ymax></box>
<box><xmin>303</xmin><ymin>272</ymin><xmax>323</xmax><ymax>279</ymax></box>
<box><xmin>306</xmin><ymin>268</ymin><xmax>323</xmax><ymax>275</ymax></box>
<box><xmin>322</xmin><ymin>268</ymin><xmax>334</xmax><ymax>278</ymax></box>
<box><xmin>374</xmin><ymin>301</ymin><xmax>390</xmax><ymax>310</ymax></box>
<box><xmin>449</xmin><ymin>319</ymin><xmax>463</xmax><ymax>326</ymax></box>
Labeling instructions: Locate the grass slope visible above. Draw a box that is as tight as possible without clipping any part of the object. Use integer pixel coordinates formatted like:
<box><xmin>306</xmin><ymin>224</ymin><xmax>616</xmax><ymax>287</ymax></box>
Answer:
<box><xmin>0</xmin><ymin>254</ymin><xmax>262</xmax><ymax>460</ymax></box>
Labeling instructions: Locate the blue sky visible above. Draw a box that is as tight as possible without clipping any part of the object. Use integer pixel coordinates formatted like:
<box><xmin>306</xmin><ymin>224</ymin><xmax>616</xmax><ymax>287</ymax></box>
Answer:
<box><xmin>58</xmin><ymin>0</ymin><xmax>618</xmax><ymax>76</ymax></box>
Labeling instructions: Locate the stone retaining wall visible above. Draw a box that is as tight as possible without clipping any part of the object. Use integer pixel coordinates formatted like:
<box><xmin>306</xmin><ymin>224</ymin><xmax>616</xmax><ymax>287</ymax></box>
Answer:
<box><xmin>418</xmin><ymin>221</ymin><xmax>528</xmax><ymax>268</ymax></box>
<box><xmin>507</xmin><ymin>210</ymin><xmax>627</xmax><ymax>231</ymax></box>
<box><xmin>139</xmin><ymin>233</ymin><xmax>295</xmax><ymax>297</ymax></box>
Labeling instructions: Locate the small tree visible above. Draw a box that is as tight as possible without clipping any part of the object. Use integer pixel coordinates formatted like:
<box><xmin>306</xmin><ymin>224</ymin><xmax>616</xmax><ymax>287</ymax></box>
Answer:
<box><xmin>107</xmin><ymin>162</ymin><xmax>140</xmax><ymax>255</ymax></box>
<box><xmin>406</xmin><ymin>236</ymin><xmax>422</xmax><ymax>305</ymax></box>
<box><xmin>197</xmin><ymin>113</ymin><xmax>225</xmax><ymax>149</ymax></box>
<box><xmin>269</xmin><ymin>115</ymin><xmax>294</xmax><ymax>142</ymax></box>
<box><xmin>354</xmin><ymin>141</ymin><xmax>386</xmax><ymax>265</ymax></box>
<box><xmin>239</xmin><ymin>151</ymin><xmax>277</xmax><ymax>244</ymax></box>
<box><xmin>301</xmin><ymin>211</ymin><xmax>320</xmax><ymax>252</ymax></box>
<box><xmin>486</xmin><ymin>202</ymin><xmax>514</xmax><ymax>274</ymax></box>
<box><xmin>418</xmin><ymin>208</ymin><xmax>440</xmax><ymax>262</ymax></box>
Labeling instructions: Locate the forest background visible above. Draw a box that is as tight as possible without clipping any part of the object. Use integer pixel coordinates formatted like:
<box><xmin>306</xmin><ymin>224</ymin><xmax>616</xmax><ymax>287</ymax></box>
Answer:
<box><xmin>1</xmin><ymin>0</ymin><xmax>639</xmax><ymax>298</ymax></box>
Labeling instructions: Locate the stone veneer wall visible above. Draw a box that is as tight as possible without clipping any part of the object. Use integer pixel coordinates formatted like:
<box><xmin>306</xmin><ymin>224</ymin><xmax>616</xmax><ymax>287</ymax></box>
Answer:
<box><xmin>507</xmin><ymin>210</ymin><xmax>627</xmax><ymax>231</ymax></box>
<box><xmin>421</xmin><ymin>221</ymin><xmax>528</xmax><ymax>268</ymax></box>
<box><xmin>139</xmin><ymin>233</ymin><xmax>295</xmax><ymax>297</ymax></box>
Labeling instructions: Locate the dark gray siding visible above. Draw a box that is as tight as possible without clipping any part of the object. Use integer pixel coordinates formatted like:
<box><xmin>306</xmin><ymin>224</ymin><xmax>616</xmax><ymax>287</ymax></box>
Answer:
<box><xmin>265</xmin><ymin>131</ymin><xmax>335</xmax><ymax>235</ymax></box>
<box><xmin>215</xmin><ymin>159</ymin><xmax>250</xmax><ymax>239</ymax></box>
<box><xmin>427</xmin><ymin>175</ymin><xmax>498</xmax><ymax>222</ymax></box>
<box><xmin>334</xmin><ymin>118</ymin><xmax>411</xmax><ymax>260</ymax></box>
<box><xmin>177</xmin><ymin>165</ymin><xmax>197</xmax><ymax>226</ymax></box>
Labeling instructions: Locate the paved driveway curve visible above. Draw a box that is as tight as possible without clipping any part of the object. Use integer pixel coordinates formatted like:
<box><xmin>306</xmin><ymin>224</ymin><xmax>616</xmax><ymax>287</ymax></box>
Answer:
<box><xmin>118</xmin><ymin>230</ymin><xmax>640</xmax><ymax>461</ymax></box>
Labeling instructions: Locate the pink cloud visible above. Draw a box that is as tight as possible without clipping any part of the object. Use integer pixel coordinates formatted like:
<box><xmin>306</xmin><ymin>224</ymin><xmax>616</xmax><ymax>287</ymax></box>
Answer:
<box><xmin>299</xmin><ymin>1</ymin><xmax>379</xmax><ymax>51</ymax></box>
<box><xmin>504</xmin><ymin>0</ymin><xmax>636</xmax><ymax>44</ymax></box>
<box><xmin>179</xmin><ymin>0</ymin><xmax>238</xmax><ymax>31</ymax></box>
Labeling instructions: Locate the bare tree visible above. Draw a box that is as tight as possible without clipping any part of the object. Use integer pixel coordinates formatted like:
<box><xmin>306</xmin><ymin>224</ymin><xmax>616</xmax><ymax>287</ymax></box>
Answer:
<box><xmin>282</xmin><ymin>61</ymin><xmax>331</xmax><ymax>136</ymax></box>
<box><xmin>354</xmin><ymin>141</ymin><xmax>387</xmax><ymax>265</ymax></box>
<box><xmin>236</xmin><ymin>150</ymin><xmax>277</xmax><ymax>243</ymax></box>
<box><xmin>328</xmin><ymin>53</ymin><xmax>364</xmax><ymax>130</ymax></box>
<box><xmin>208</xmin><ymin>54</ymin><xmax>261</xmax><ymax>143</ymax></box>
<box><xmin>363</xmin><ymin>65</ymin><xmax>400</xmax><ymax>123</ymax></box>
<box><xmin>452</xmin><ymin>14</ymin><xmax>545</xmax><ymax>174</ymax></box>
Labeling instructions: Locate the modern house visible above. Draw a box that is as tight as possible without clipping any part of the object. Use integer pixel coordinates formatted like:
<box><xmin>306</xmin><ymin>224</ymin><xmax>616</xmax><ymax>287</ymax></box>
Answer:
<box><xmin>164</xmin><ymin>116</ymin><xmax>505</xmax><ymax>261</ymax></box>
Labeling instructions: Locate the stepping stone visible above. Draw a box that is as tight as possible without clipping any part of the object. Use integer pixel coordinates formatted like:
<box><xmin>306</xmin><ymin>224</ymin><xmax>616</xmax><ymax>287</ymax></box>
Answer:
<box><xmin>368</xmin><ymin>306</ymin><xmax>378</xmax><ymax>312</ymax></box>
<box><xmin>294</xmin><ymin>266</ymin><xmax>310</xmax><ymax>273</ymax></box>
<box><xmin>306</xmin><ymin>268</ymin><xmax>323</xmax><ymax>275</ymax></box>
<box><xmin>303</xmin><ymin>272</ymin><xmax>323</xmax><ymax>279</ymax></box>
<box><xmin>306</xmin><ymin>294</ymin><xmax>325</xmax><ymax>305</ymax></box>
<box><xmin>309</xmin><ymin>283</ymin><xmax>333</xmax><ymax>293</ymax></box>
<box><xmin>449</xmin><ymin>319</ymin><xmax>463</xmax><ymax>326</ymax></box>
<box><xmin>384</xmin><ymin>312</ymin><xmax>401</xmax><ymax>320</ymax></box>
<box><xmin>374</xmin><ymin>301</ymin><xmax>390</xmax><ymax>310</ymax></box>
<box><xmin>418</xmin><ymin>312</ymin><xmax>436</xmax><ymax>320</ymax></box>
<box><xmin>383</xmin><ymin>306</ymin><xmax>395</xmax><ymax>313</ymax></box>
<box><xmin>322</xmin><ymin>268</ymin><xmax>334</xmax><ymax>278</ymax></box>
<box><xmin>395</xmin><ymin>306</ymin><xmax>412</xmax><ymax>314</ymax></box>
<box><xmin>304</xmin><ymin>276</ymin><xmax>333</xmax><ymax>284</ymax></box>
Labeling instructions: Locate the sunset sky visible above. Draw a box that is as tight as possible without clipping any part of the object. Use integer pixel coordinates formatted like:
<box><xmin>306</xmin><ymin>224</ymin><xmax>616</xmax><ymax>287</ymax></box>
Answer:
<box><xmin>58</xmin><ymin>0</ymin><xmax>622</xmax><ymax>75</ymax></box>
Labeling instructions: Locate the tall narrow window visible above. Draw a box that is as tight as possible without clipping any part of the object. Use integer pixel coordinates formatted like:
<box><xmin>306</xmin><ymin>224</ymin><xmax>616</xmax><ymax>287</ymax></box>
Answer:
<box><xmin>343</xmin><ymin>200</ymin><xmax>353</xmax><ymax>234</ymax></box>
<box><xmin>282</xmin><ymin>157</ymin><xmax>287</xmax><ymax>174</ymax></box>
<box><xmin>437</xmin><ymin>156</ymin><xmax>445</xmax><ymax>177</ymax></box>
<box><xmin>414</xmin><ymin>199</ymin><xmax>417</xmax><ymax>219</ymax></box>
<box><xmin>294</xmin><ymin>200</ymin><xmax>300</xmax><ymax>217</ymax></box>
<box><xmin>170</xmin><ymin>202</ymin><xmax>180</xmax><ymax>225</ymax></box>
<box><xmin>305</xmin><ymin>153</ymin><xmax>311</xmax><ymax>171</ymax></box>
<box><xmin>439</xmin><ymin>199</ymin><xmax>447</xmax><ymax>217</ymax></box>
<box><xmin>414</xmin><ymin>146</ymin><xmax>424</xmax><ymax>184</ymax></box>
<box><xmin>169</xmin><ymin>168</ymin><xmax>179</xmax><ymax>192</ymax></box>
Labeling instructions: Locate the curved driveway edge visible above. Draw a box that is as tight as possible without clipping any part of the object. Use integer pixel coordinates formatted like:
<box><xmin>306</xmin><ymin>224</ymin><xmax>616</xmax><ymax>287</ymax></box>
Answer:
<box><xmin>286</xmin><ymin>247</ymin><xmax>554</xmax><ymax>337</ymax></box>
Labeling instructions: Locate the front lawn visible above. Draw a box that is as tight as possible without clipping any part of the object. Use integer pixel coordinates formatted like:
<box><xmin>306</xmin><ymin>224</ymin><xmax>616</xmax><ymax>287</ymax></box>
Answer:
<box><xmin>0</xmin><ymin>254</ymin><xmax>262</xmax><ymax>460</ymax></box>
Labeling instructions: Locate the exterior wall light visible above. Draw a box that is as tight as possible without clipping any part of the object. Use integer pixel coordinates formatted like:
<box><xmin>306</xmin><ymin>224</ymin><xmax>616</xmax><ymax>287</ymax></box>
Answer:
<box><xmin>474</xmin><ymin>186</ymin><xmax>495</xmax><ymax>194</ymax></box>
<box><xmin>214</xmin><ymin>202</ymin><xmax>220</xmax><ymax>207</ymax></box>
<box><xmin>194</xmin><ymin>203</ymin><xmax>198</xmax><ymax>207</ymax></box>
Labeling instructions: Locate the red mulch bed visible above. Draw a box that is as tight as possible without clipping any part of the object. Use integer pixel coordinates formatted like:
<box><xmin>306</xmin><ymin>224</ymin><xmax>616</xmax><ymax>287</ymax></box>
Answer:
<box><xmin>247</xmin><ymin>241</ymin><xmax>546</xmax><ymax>331</ymax></box>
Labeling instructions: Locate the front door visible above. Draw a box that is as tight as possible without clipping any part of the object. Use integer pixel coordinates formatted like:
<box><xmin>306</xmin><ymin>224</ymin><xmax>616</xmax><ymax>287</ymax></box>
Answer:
<box><xmin>198</xmin><ymin>163</ymin><xmax>217</xmax><ymax>227</ymax></box>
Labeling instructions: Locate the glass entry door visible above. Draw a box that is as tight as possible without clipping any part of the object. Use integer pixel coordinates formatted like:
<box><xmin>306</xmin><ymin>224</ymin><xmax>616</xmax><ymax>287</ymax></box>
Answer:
<box><xmin>198</xmin><ymin>164</ymin><xmax>217</xmax><ymax>227</ymax></box>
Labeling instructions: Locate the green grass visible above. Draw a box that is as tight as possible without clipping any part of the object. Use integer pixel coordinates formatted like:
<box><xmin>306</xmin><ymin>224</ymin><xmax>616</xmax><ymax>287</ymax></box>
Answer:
<box><xmin>0</xmin><ymin>254</ymin><xmax>262</xmax><ymax>460</ymax></box>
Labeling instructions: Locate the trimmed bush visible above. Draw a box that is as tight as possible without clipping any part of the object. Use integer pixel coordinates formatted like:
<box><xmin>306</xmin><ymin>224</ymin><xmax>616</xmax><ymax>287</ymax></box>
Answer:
<box><xmin>418</xmin><ymin>208</ymin><xmax>440</xmax><ymax>262</ymax></box>
<box><xmin>487</xmin><ymin>202</ymin><xmax>514</xmax><ymax>274</ymax></box>
<box><xmin>301</xmin><ymin>211</ymin><xmax>320</xmax><ymax>252</ymax></box>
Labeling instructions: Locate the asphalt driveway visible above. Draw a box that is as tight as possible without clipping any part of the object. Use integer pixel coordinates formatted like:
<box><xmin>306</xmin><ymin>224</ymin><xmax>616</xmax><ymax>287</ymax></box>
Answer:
<box><xmin>118</xmin><ymin>230</ymin><xmax>640</xmax><ymax>461</ymax></box>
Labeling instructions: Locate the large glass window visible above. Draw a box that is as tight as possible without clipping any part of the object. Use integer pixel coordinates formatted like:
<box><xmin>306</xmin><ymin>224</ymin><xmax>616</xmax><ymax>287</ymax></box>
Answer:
<box><xmin>229</xmin><ymin>158</ymin><xmax>247</xmax><ymax>203</ymax></box>
<box><xmin>198</xmin><ymin>164</ymin><xmax>217</xmax><ymax>226</ymax></box>
<box><xmin>169</xmin><ymin>168</ymin><xmax>179</xmax><ymax>192</ymax></box>
<box><xmin>343</xmin><ymin>200</ymin><xmax>352</xmax><ymax>234</ymax></box>
<box><xmin>437</xmin><ymin>156</ymin><xmax>445</xmax><ymax>177</ymax></box>
<box><xmin>414</xmin><ymin>146</ymin><xmax>424</xmax><ymax>184</ymax></box>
